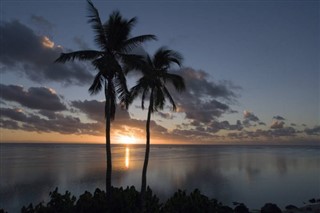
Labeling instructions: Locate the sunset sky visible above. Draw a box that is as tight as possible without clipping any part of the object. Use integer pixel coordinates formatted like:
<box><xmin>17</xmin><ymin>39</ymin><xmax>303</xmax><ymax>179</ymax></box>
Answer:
<box><xmin>0</xmin><ymin>0</ymin><xmax>319</xmax><ymax>144</ymax></box>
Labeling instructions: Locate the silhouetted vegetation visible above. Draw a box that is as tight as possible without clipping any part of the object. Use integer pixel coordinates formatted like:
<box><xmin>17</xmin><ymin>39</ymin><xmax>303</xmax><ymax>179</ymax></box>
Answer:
<box><xmin>128</xmin><ymin>47</ymin><xmax>185</xmax><ymax>207</ymax></box>
<box><xmin>55</xmin><ymin>0</ymin><xmax>156</xmax><ymax>197</ymax></box>
<box><xmin>11</xmin><ymin>187</ymin><xmax>320</xmax><ymax>213</ymax></box>
<box><xmin>17</xmin><ymin>187</ymin><xmax>245</xmax><ymax>213</ymax></box>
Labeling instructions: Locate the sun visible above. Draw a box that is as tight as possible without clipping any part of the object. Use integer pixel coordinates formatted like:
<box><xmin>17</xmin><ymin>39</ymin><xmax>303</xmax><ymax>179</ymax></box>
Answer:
<box><xmin>118</xmin><ymin>135</ymin><xmax>137</xmax><ymax>144</ymax></box>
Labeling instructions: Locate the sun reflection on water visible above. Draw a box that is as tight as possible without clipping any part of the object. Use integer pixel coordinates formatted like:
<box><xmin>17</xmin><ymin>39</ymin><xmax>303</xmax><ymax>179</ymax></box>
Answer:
<box><xmin>125</xmin><ymin>147</ymin><xmax>130</xmax><ymax>169</ymax></box>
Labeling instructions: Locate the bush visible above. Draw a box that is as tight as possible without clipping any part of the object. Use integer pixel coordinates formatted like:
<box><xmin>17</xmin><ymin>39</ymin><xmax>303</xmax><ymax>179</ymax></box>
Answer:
<box><xmin>21</xmin><ymin>186</ymin><xmax>161</xmax><ymax>213</ymax></box>
<box><xmin>161</xmin><ymin>189</ymin><xmax>230</xmax><ymax>213</ymax></box>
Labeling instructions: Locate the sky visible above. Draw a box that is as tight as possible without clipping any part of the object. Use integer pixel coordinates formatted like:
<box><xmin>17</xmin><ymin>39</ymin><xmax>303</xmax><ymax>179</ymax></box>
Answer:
<box><xmin>0</xmin><ymin>0</ymin><xmax>319</xmax><ymax>144</ymax></box>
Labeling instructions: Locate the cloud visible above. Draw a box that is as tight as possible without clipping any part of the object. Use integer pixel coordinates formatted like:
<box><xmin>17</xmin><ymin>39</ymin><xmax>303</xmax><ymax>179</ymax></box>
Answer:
<box><xmin>0</xmin><ymin>107</ymin><xmax>103</xmax><ymax>136</ymax></box>
<box><xmin>171</xmin><ymin>68</ymin><xmax>238</xmax><ymax>124</ymax></box>
<box><xmin>71</xmin><ymin>99</ymin><xmax>168</xmax><ymax>138</ymax></box>
<box><xmin>156</xmin><ymin>112</ymin><xmax>174</xmax><ymax>120</ymax></box>
<box><xmin>0</xmin><ymin>84</ymin><xmax>66</xmax><ymax>111</ymax></box>
<box><xmin>242</xmin><ymin>110</ymin><xmax>260</xmax><ymax>127</ymax></box>
<box><xmin>0</xmin><ymin>20</ymin><xmax>92</xmax><ymax>85</ymax></box>
<box><xmin>273</xmin><ymin>115</ymin><xmax>285</xmax><ymax>120</ymax></box>
<box><xmin>0</xmin><ymin>119</ymin><xmax>19</xmax><ymax>130</ymax></box>
<box><xmin>228</xmin><ymin>127</ymin><xmax>297</xmax><ymax>140</ymax></box>
<box><xmin>71</xmin><ymin>100</ymin><xmax>105</xmax><ymax>123</ymax></box>
<box><xmin>38</xmin><ymin>110</ymin><xmax>57</xmax><ymax>120</ymax></box>
<box><xmin>73</xmin><ymin>36</ymin><xmax>90</xmax><ymax>49</ymax></box>
<box><xmin>304</xmin><ymin>126</ymin><xmax>320</xmax><ymax>136</ymax></box>
<box><xmin>30</xmin><ymin>15</ymin><xmax>54</xmax><ymax>31</ymax></box>
<box><xmin>270</xmin><ymin>120</ymin><xmax>285</xmax><ymax>129</ymax></box>
<box><xmin>207</xmin><ymin>120</ymin><xmax>243</xmax><ymax>133</ymax></box>
<box><xmin>243</xmin><ymin>110</ymin><xmax>260</xmax><ymax>122</ymax></box>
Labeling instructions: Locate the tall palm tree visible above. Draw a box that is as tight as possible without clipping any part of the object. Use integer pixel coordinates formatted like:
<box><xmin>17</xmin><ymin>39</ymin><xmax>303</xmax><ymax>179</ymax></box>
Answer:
<box><xmin>129</xmin><ymin>47</ymin><xmax>185</xmax><ymax>197</ymax></box>
<box><xmin>55</xmin><ymin>0</ymin><xmax>156</xmax><ymax>197</ymax></box>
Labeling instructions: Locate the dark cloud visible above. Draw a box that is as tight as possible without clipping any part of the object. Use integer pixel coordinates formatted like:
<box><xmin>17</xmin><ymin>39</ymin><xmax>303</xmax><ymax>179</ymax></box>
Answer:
<box><xmin>207</xmin><ymin>120</ymin><xmax>243</xmax><ymax>133</ymax></box>
<box><xmin>171</xmin><ymin>129</ymin><xmax>214</xmax><ymax>142</ymax></box>
<box><xmin>0</xmin><ymin>119</ymin><xmax>19</xmax><ymax>130</ymax></box>
<box><xmin>0</xmin><ymin>84</ymin><xmax>66</xmax><ymax>111</ymax></box>
<box><xmin>1</xmin><ymin>108</ymin><xmax>28</xmax><ymax>122</ymax></box>
<box><xmin>304</xmin><ymin>126</ymin><xmax>320</xmax><ymax>136</ymax></box>
<box><xmin>38</xmin><ymin>110</ymin><xmax>57</xmax><ymax>119</ymax></box>
<box><xmin>71</xmin><ymin>100</ymin><xmax>105</xmax><ymax>123</ymax></box>
<box><xmin>271</xmin><ymin>127</ymin><xmax>296</xmax><ymax>137</ymax></box>
<box><xmin>243</xmin><ymin>110</ymin><xmax>260</xmax><ymax>122</ymax></box>
<box><xmin>73</xmin><ymin>36</ymin><xmax>90</xmax><ymax>49</ymax></box>
<box><xmin>228</xmin><ymin>127</ymin><xmax>297</xmax><ymax>140</ymax></box>
<box><xmin>156</xmin><ymin>112</ymin><xmax>174</xmax><ymax>120</ymax></box>
<box><xmin>273</xmin><ymin>115</ymin><xmax>285</xmax><ymax>120</ymax></box>
<box><xmin>71</xmin><ymin>99</ymin><xmax>168</xmax><ymax>137</ymax></box>
<box><xmin>0</xmin><ymin>107</ymin><xmax>103</xmax><ymax>136</ymax></box>
<box><xmin>242</xmin><ymin>110</ymin><xmax>260</xmax><ymax>127</ymax></box>
<box><xmin>0</xmin><ymin>20</ymin><xmax>92</xmax><ymax>85</ymax></box>
<box><xmin>30</xmin><ymin>15</ymin><xmax>54</xmax><ymax>30</ymax></box>
<box><xmin>270</xmin><ymin>120</ymin><xmax>285</xmax><ymax>129</ymax></box>
<box><xmin>171</xmin><ymin>68</ymin><xmax>238</xmax><ymax>124</ymax></box>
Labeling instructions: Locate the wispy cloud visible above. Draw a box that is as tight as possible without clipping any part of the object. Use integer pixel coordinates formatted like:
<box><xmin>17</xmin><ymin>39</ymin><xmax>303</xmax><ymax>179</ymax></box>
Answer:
<box><xmin>273</xmin><ymin>115</ymin><xmax>285</xmax><ymax>121</ymax></box>
<box><xmin>304</xmin><ymin>126</ymin><xmax>320</xmax><ymax>136</ymax></box>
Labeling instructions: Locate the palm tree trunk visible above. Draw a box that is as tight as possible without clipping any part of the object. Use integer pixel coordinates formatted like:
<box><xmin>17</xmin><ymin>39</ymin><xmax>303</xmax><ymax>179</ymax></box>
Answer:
<box><xmin>105</xmin><ymin>80</ymin><xmax>112</xmax><ymax>199</ymax></box>
<box><xmin>141</xmin><ymin>90</ymin><xmax>153</xmax><ymax>202</ymax></box>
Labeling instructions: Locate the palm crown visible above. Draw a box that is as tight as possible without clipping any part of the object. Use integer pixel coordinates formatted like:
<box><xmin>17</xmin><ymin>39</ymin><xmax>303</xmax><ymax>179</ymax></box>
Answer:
<box><xmin>55</xmin><ymin>0</ymin><xmax>156</xmax><ymax>119</ymax></box>
<box><xmin>130</xmin><ymin>47</ymin><xmax>186</xmax><ymax>112</ymax></box>
<box><xmin>55</xmin><ymin>0</ymin><xmax>156</xmax><ymax>197</ymax></box>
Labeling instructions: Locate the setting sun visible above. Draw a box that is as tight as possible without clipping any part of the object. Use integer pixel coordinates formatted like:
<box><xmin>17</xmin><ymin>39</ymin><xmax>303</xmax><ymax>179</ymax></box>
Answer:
<box><xmin>118</xmin><ymin>135</ymin><xmax>137</xmax><ymax>144</ymax></box>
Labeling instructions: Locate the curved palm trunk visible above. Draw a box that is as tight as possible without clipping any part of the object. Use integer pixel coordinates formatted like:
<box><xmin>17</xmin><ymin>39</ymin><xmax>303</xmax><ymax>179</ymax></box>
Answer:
<box><xmin>105</xmin><ymin>80</ymin><xmax>112</xmax><ymax>199</ymax></box>
<box><xmin>141</xmin><ymin>90</ymin><xmax>153</xmax><ymax>204</ymax></box>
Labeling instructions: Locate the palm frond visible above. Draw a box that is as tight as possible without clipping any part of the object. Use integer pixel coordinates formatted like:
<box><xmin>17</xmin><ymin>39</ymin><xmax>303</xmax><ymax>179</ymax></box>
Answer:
<box><xmin>126</xmin><ymin>16</ymin><xmax>138</xmax><ymax>34</ymax></box>
<box><xmin>121</xmin><ymin>35</ymin><xmax>157</xmax><ymax>53</ymax></box>
<box><xmin>141</xmin><ymin>88</ymin><xmax>149</xmax><ymax>110</ymax></box>
<box><xmin>164</xmin><ymin>73</ymin><xmax>186</xmax><ymax>92</ymax></box>
<box><xmin>105</xmin><ymin>11</ymin><xmax>132</xmax><ymax>51</ymax></box>
<box><xmin>89</xmin><ymin>72</ymin><xmax>104</xmax><ymax>95</ymax></box>
<box><xmin>162</xmin><ymin>86</ymin><xmax>176</xmax><ymax>111</ymax></box>
<box><xmin>153</xmin><ymin>47</ymin><xmax>183</xmax><ymax>69</ymax></box>
<box><xmin>55</xmin><ymin>50</ymin><xmax>102</xmax><ymax>63</ymax></box>
<box><xmin>153</xmin><ymin>87</ymin><xmax>165</xmax><ymax>111</ymax></box>
<box><xmin>86</xmin><ymin>0</ymin><xmax>108</xmax><ymax>50</ymax></box>
<box><xmin>129</xmin><ymin>85</ymin><xmax>141</xmax><ymax>104</ymax></box>
<box><xmin>115</xmin><ymin>70</ymin><xmax>130</xmax><ymax>109</ymax></box>
<box><xmin>119</xmin><ymin>53</ymin><xmax>145</xmax><ymax>74</ymax></box>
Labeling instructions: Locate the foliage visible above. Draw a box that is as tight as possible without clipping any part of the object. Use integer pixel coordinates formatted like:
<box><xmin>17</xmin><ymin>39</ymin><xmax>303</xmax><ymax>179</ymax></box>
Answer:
<box><xmin>17</xmin><ymin>186</ymin><xmax>312</xmax><ymax>213</ymax></box>
<box><xmin>21</xmin><ymin>186</ymin><xmax>160</xmax><ymax>213</ymax></box>
<box><xmin>54</xmin><ymin>0</ymin><xmax>156</xmax><ymax>197</ymax></box>
<box><xmin>161</xmin><ymin>189</ymin><xmax>232</xmax><ymax>213</ymax></box>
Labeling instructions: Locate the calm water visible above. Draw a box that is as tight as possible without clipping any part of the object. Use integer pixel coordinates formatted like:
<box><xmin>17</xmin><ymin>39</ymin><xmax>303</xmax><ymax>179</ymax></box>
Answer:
<box><xmin>0</xmin><ymin>143</ymin><xmax>319</xmax><ymax>212</ymax></box>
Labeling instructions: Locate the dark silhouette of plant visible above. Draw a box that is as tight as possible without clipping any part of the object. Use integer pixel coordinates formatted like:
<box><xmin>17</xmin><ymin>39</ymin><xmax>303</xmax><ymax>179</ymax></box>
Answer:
<box><xmin>21</xmin><ymin>187</ymin><xmax>160</xmax><ymax>213</ymax></box>
<box><xmin>161</xmin><ymin>189</ymin><xmax>231</xmax><ymax>213</ymax></box>
<box><xmin>128</xmin><ymin>47</ymin><xmax>185</xmax><ymax>202</ymax></box>
<box><xmin>261</xmin><ymin>203</ymin><xmax>282</xmax><ymax>213</ymax></box>
<box><xmin>55</xmin><ymin>0</ymin><xmax>156</xmax><ymax>197</ymax></box>
<box><xmin>21</xmin><ymin>188</ymin><xmax>76</xmax><ymax>213</ymax></box>
<box><xmin>234</xmin><ymin>203</ymin><xmax>249</xmax><ymax>213</ymax></box>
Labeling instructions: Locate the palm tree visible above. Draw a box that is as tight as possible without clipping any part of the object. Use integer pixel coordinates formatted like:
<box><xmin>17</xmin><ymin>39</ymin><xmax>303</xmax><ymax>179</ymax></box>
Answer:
<box><xmin>55</xmin><ymin>0</ymin><xmax>156</xmax><ymax>197</ymax></box>
<box><xmin>129</xmin><ymin>47</ymin><xmax>185</xmax><ymax>198</ymax></box>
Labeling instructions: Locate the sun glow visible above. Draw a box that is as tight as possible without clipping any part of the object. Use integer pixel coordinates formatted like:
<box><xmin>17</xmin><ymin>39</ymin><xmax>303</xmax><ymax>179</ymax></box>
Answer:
<box><xmin>118</xmin><ymin>135</ymin><xmax>137</xmax><ymax>144</ymax></box>
<box><xmin>42</xmin><ymin>36</ymin><xmax>54</xmax><ymax>48</ymax></box>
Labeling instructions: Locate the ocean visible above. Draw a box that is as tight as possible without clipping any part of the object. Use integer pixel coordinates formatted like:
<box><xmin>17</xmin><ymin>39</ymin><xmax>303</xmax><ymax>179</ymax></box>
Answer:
<box><xmin>0</xmin><ymin>143</ymin><xmax>319</xmax><ymax>212</ymax></box>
